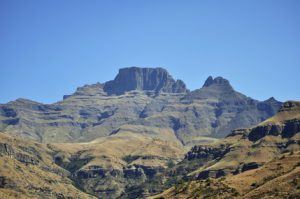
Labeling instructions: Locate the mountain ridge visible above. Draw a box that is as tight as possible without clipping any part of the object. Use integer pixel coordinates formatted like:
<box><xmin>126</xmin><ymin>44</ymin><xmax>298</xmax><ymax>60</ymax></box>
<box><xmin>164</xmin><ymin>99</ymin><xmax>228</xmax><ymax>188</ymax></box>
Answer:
<box><xmin>0</xmin><ymin>67</ymin><xmax>282</xmax><ymax>144</ymax></box>
<box><xmin>0</xmin><ymin>67</ymin><xmax>298</xmax><ymax>198</ymax></box>
<box><xmin>2</xmin><ymin>67</ymin><xmax>280</xmax><ymax>103</ymax></box>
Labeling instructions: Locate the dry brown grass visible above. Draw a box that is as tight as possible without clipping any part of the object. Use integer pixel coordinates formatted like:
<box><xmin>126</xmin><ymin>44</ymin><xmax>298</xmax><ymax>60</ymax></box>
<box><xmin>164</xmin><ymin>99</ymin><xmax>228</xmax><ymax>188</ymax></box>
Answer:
<box><xmin>0</xmin><ymin>133</ymin><xmax>96</xmax><ymax>199</ymax></box>
<box><xmin>51</xmin><ymin>130</ymin><xmax>186</xmax><ymax>169</ymax></box>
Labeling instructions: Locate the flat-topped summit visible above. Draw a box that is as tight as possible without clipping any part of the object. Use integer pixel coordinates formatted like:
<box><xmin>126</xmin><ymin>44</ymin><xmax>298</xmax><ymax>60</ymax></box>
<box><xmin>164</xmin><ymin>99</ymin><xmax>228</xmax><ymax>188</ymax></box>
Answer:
<box><xmin>103</xmin><ymin>67</ymin><xmax>187</xmax><ymax>95</ymax></box>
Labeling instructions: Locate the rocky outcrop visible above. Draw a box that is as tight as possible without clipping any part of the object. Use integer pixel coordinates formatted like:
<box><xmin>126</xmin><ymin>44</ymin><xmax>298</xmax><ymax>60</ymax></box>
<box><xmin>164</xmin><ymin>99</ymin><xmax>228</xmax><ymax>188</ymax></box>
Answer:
<box><xmin>0</xmin><ymin>143</ymin><xmax>14</xmax><ymax>155</ymax></box>
<box><xmin>248</xmin><ymin>119</ymin><xmax>300</xmax><ymax>142</ymax></box>
<box><xmin>181</xmin><ymin>144</ymin><xmax>232</xmax><ymax>180</ymax></box>
<box><xmin>15</xmin><ymin>153</ymin><xmax>39</xmax><ymax>165</ymax></box>
<box><xmin>0</xmin><ymin>176</ymin><xmax>15</xmax><ymax>188</ymax></box>
<box><xmin>71</xmin><ymin>163</ymin><xmax>166</xmax><ymax>198</ymax></box>
<box><xmin>278</xmin><ymin>100</ymin><xmax>300</xmax><ymax>112</ymax></box>
<box><xmin>76</xmin><ymin>166</ymin><xmax>108</xmax><ymax>179</ymax></box>
<box><xmin>247</xmin><ymin>101</ymin><xmax>300</xmax><ymax>142</ymax></box>
<box><xmin>75</xmin><ymin>164</ymin><xmax>163</xmax><ymax>181</ymax></box>
<box><xmin>241</xmin><ymin>162</ymin><xmax>260</xmax><ymax>172</ymax></box>
<box><xmin>226</xmin><ymin>128</ymin><xmax>251</xmax><ymax>137</ymax></box>
<box><xmin>185</xmin><ymin>144</ymin><xmax>229</xmax><ymax>161</ymax></box>
<box><xmin>195</xmin><ymin>160</ymin><xmax>262</xmax><ymax>180</ymax></box>
<box><xmin>196</xmin><ymin>169</ymin><xmax>229</xmax><ymax>179</ymax></box>
<box><xmin>282</xmin><ymin>119</ymin><xmax>300</xmax><ymax>138</ymax></box>
<box><xmin>103</xmin><ymin>67</ymin><xmax>188</xmax><ymax>95</ymax></box>
<box><xmin>0</xmin><ymin>143</ymin><xmax>39</xmax><ymax>165</ymax></box>
<box><xmin>248</xmin><ymin>124</ymin><xmax>283</xmax><ymax>141</ymax></box>
<box><xmin>0</xmin><ymin>107</ymin><xmax>17</xmax><ymax>117</ymax></box>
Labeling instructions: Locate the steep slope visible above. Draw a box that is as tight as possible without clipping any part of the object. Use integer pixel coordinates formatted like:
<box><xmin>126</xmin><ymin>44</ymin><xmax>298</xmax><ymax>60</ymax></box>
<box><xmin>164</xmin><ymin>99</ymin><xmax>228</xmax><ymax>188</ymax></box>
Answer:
<box><xmin>225</xmin><ymin>152</ymin><xmax>300</xmax><ymax>198</ymax></box>
<box><xmin>0</xmin><ymin>67</ymin><xmax>281</xmax><ymax>144</ymax></box>
<box><xmin>151</xmin><ymin>101</ymin><xmax>300</xmax><ymax>198</ymax></box>
<box><xmin>51</xmin><ymin>130</ymin><xmax>185</xmax><ymax>198</ymax></box>
<box><xmin>151</xmin><ymin>152</ymin><xmax>300</xmax><ymax>199</ymax></box>
<box><xmin>0</xmin><ymin>133</ymin><xmax>95</xmax><ymax>199</ymax></box>
<box><xmin>0</xmin><ymin>129</ymin><xmax>185</xmax><ymax>198</ymax></box>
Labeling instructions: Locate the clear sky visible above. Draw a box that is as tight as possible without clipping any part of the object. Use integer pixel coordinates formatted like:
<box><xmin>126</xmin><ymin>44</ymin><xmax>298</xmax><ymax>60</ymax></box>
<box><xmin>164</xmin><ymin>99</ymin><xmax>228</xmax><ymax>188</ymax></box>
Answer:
<box><xmin>0</xmin><ymin>0</ymin><xmax>299</xmax><ymax>104</ymax></box>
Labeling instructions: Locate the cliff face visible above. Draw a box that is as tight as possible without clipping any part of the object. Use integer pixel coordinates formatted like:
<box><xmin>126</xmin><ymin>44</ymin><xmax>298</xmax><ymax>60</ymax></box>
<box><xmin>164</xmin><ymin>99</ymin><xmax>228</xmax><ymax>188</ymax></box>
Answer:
<box><xmin>248</xmin><ymin>101</ymin><xmax>300</xmax><ymax>141</ymax></box>
<box><xmin>103</xmin><ymin>67</ymin><xmax>188</xmax><ymax>95</ymax></box>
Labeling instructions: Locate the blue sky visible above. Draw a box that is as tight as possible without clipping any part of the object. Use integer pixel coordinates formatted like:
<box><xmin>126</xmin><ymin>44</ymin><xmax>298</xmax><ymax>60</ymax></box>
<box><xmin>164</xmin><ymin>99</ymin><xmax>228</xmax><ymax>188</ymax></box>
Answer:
<box><xmin>0</xmin><ymin>0</ymin><xmax>299</xmax><ymax>104</ymax></box>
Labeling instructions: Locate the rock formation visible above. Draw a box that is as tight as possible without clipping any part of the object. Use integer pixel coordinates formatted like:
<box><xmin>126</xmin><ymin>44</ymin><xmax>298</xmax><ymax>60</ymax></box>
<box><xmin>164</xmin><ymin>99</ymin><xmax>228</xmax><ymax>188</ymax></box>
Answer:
<box><xmin>103</xmin><ymin>67</ymin><xmax>188</xmax><ymax>95</ymax></box>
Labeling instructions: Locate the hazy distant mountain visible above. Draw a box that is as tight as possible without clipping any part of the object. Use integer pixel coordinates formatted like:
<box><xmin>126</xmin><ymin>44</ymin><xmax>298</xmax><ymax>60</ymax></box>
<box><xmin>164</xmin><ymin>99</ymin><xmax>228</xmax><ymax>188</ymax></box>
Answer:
<box><xmin>0</xmin><ymin>67</ymin><xmax>281</xmax><ymax>145</ymax></box>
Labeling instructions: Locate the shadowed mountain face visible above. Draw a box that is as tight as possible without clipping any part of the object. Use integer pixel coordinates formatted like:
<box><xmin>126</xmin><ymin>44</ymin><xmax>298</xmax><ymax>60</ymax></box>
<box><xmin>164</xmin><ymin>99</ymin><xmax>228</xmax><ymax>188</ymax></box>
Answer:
<box><xmin>0</xmin><ymin>67</ymin><xmax>281</xmax><ymax>144</ymax></box>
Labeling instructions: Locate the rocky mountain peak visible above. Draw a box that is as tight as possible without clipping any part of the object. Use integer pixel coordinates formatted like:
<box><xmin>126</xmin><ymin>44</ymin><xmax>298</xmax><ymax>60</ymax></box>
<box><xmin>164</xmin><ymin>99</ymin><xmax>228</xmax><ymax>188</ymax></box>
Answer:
<box><xmin>103</xmin><ymin>67</ymin><xmax>187</xmax><ymax>95</ymax></box>
<box><xmin>63</xmin><ymin>83</ymin><xmax>105</xmax><ymax>99</ymax></box>
<box><xmin>266</xmin><ymin>97</ymin><xmax>276</xmax><ymax>101</ymax></box>
<box><xmin>202</xmin><ymin>76</ymin><xmax>232</xmax><ymax>88</ymax></box>
<box><xmin>263</xmin><ymin>97</ymin><xmax>281</xmax><ymax>106</ymax></box>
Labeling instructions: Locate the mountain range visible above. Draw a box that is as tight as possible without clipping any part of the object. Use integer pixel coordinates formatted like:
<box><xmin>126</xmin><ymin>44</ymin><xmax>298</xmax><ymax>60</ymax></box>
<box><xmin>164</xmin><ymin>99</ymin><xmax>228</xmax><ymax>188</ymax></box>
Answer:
<box><xmin>0</xmin><ymin>67</ymin><xmax>298</xmax><ymax>199</ymax></box>
<box><xmin>0</xmin><ymin>67</ymin><xmax>281</xmax><ymax>145</ymax></box>
<box><xmin>152</xmin><ymin>101</ymin><xmax>300</xmax><ymax>199</ymax></box>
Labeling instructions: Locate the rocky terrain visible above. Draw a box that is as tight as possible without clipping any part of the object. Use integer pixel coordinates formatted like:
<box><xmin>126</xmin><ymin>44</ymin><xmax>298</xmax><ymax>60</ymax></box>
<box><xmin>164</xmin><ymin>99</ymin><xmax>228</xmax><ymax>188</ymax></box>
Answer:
<box><xmin>0</xmin><ymin>100</ymin><xmax>298</xmax><ymax>198</ymax></box>
<box><xmin>0</xmin><ymin>133</ymin><xmax>96</xmax><ymax>199</ymax></box>
<box><xmin>0</xmin><ymin>126</ymin><xmax>185</xmax><ymax>198</ymax></box>
<box><xmin>152</xmin><ymin>101</ymin><xmax>300</xmax><ymax>198</ymax></box>
<box><xmin>1</xmin><ymin>67</ymin><xmax>298</xmax><ymax>199</ymax></box>
<box><xmin>0</xmin><ymin>67</ymin><xmax>281</xmax><ymax>145</ymax></box>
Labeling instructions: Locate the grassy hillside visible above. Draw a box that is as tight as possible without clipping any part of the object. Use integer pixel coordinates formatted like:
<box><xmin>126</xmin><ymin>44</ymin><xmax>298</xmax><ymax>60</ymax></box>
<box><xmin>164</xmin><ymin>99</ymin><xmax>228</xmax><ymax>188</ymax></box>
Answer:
<box><xmin>151</xmin><ymin>152</ymin><xmax>300</xmax><ymax>199</ymax></box>
<box><xmin>0</xmin><ymin>101</ymin><xmax>298</xmax><ymax>198</ymax></box>
<box><xmin>0</xmin><ymin>133</ymin><xmax>95</xmax><ymax>199</ymax></box>
<box><xmin>150</xmin><ymin>101</ymin><xmax>300</xmax><ymax>198</ymax></box>
<box><xmin>0</xmin><ymin>126</ymin><xmax>186</xmax><ymax>198</ymax></box>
